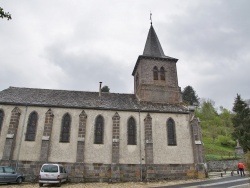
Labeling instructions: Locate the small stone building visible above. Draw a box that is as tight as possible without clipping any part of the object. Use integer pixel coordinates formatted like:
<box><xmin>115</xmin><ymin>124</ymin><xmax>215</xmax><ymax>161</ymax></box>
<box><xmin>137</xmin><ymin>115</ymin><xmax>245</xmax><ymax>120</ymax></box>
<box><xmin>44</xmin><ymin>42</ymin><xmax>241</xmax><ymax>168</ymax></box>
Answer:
<box><xmin>0</xmin><ymin>24</ymin><xmax>205</xmax><ymax>182</ymax></box>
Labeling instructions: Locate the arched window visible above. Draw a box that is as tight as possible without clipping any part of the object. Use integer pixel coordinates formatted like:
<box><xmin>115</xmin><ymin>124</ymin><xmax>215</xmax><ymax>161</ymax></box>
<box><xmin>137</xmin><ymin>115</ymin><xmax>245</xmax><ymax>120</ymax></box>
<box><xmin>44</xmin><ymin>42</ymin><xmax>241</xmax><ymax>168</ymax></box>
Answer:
<box><xmin>94</xmin><ymin>115</ymin><xmax>104</xmax><ymax>144</ymax></box>
<box><xmin>0</xmin><ymin>110</ymin><xmax>4</xmax><ymax>134</ymax></box>
<box><xmin>160</xmin><ymin>67</ymin><xmax>165</xmax><ymax>80</ymax></box>
<box><xmin>127</xmin><ymin>117</ymin><xmax>136</xmax><ymax>145</ymax></box>
<box><xmin>153</xmin><ymin>66</ymin><xmax>158</xmax><ymax>80</ymax></box>
<box><xmin>167</xmin><ymin>118</ymin><xmax>176</xmax><ymax>145</ymax></box>
<box><xmin>25</xmin><ymin>111</ymin><xmax>38</xmax><ymax>141</ymax></box>
<box><xmin>60</xmin><ymin>113</ymin><xmax>71</xmax><ymax>142</ymax></box>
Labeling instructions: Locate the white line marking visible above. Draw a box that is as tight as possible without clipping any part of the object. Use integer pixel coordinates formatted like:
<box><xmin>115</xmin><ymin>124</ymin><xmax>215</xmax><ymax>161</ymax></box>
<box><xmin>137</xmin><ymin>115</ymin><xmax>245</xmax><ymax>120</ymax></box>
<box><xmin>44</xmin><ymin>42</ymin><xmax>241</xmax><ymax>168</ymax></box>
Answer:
<box><xmin>184</xmin><ymin>178</ymin><xmax>249</xmax><ymax>187</ymax></box>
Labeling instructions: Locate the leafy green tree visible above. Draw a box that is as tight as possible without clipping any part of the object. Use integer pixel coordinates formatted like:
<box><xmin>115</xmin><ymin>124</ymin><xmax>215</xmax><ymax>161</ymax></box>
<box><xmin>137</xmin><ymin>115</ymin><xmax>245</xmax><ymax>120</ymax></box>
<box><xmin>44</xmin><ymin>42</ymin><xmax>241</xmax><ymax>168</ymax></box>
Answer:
<box><xmin>0</xmin><ymin>7</ymin><xmax>12</xmax><ymax>20</ymax></box>
<box><xmin>232</xmin><ymin>94</ymin><xmax>250</xmax><ymax>152</ymax></box>
<box><xmin>182</xmin><ymin>85</ymin><xmax>199</xmax><ymax>106</ymax></box>
<box><xmin>195</xmin><ymin>98</ymin><xmax>236</xmax><ymax>159</ymax></box>
<box><xmin>209</xmin><ymin>116</ymin><xmax>221</xmax><ymax>144</ymax></box>
<box><xmin>196</xmin><ymin>99</ymin><xmax>219</xmax><ymax>143</ymax></box>
<box><xmin>219</xmin><ymin>106</ymin><xmax>234</xmax><ymax>136</ymax></box>
<box><xmin>101</xmin><ymin>86</ymin><xmax>110</xmax><ymax>92</ymax></box>
<box><xmin>197</xmin><ymin>99</ymin><xmax>218</xmax><ymax>120</ymax></box>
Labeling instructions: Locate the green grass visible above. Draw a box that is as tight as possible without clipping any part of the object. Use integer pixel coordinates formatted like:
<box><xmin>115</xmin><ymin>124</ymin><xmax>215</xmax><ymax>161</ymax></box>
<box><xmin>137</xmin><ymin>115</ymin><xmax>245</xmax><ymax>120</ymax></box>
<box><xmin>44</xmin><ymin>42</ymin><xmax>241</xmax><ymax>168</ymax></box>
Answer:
<box><xmin>203</xmin><ymin>135</ymin><xmax>237</xmax><ymax>161</ymax></box>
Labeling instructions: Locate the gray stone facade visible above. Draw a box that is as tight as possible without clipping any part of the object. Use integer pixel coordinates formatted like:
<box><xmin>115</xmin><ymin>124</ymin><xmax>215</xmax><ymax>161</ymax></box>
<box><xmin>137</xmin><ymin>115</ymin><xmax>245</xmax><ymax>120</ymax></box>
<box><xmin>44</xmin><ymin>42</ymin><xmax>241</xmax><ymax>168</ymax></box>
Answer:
<box><xmin>111</xmin><ymin>112</ymin><xmax>120</xmax><ymax>182</ymax></box>
<box><xmin>2</xmin><ymin>107</ymin><xmax>21</xmax><ymax>161</ymax></box>
<box><xmin>133</xmin><ymin>57</ymin><xmax>182</xmax><ymax>104</ymax></box>
<box><xmin>207</xmin><ymin>159</ymin><xmax>243</xmax><ymax>172</ymax></box>
<box><xmin>76</xmin><ymin>110</ymin><xmax>87</xmax><ymax>162</ymax></box>
<box><xmin>40</xmin><ymin>109</ymin><xmax>54</xmax><ymax>162</ymax></box>
<box><xmin>0</xmin><ymin>160</ymin><xmax>197</xmax><ymax>182</ymax></box>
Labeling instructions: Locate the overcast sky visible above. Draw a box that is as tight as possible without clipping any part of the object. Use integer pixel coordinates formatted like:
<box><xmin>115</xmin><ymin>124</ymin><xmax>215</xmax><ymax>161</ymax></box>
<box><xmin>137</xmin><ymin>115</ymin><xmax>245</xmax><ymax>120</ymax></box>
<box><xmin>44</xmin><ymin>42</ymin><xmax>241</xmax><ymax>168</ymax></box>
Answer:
<box><xmin>1</xmin><ymin>0</ymin><xmax>249</xmax><ymax>111</ymax></box>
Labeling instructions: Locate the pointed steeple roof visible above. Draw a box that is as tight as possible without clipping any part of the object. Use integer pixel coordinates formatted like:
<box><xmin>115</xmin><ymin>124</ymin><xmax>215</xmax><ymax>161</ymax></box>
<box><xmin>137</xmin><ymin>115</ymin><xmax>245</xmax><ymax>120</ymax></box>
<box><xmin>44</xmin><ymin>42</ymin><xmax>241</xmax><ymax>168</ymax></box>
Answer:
<box><xmin>143</xmin><ymin>24</ymin><xmax>165</xmax><ymax>57</ymax></box>
<box><xmin>132</xmin><ymin>24</ymin><xmax>178</xmax><ymax>76</ymax></box>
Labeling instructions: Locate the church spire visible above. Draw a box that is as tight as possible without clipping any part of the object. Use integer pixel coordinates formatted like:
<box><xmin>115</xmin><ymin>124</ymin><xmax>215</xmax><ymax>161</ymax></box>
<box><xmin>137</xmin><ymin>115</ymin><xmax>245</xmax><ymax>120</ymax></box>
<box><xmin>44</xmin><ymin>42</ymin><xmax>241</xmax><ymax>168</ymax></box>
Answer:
<box><xmin>142</xmin><ymin>24</ymin><xmax>165</xmax><ymax>58</ymax></box>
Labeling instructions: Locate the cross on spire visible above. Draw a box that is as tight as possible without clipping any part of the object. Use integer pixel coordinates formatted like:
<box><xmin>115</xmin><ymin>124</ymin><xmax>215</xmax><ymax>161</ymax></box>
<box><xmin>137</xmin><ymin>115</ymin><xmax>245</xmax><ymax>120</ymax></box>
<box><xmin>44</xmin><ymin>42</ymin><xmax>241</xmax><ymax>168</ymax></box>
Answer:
<box><xmin>150</xmin><ymin>12</ymin><xmax>152</xmax><ymax>25</ymax></box>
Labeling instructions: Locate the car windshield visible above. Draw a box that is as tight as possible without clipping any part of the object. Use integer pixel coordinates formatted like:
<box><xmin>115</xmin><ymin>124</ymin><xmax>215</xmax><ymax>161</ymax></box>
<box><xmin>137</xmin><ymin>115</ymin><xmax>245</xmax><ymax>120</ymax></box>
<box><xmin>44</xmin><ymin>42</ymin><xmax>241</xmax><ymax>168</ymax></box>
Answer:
<box><xmin>4</xmin><ymin>167</ymin><xmax>15</xmax><ymax>173</ymax></box>
<box><xmin>41</xmin><ymin>165</ymin><xmax>58</xmax><ymax>173</ymax></box>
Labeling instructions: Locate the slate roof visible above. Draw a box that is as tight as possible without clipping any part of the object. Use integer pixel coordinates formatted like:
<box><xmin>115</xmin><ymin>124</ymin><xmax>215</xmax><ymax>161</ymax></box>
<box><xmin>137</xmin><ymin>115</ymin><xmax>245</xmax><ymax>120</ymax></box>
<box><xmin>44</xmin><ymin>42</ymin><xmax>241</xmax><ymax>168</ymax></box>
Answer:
<box><xmin>142</xmin><ymin>24</ymin><xmax>177</xmax><ymax>60</ymax></box>
<box><xmin>0</xmin><ymin>87</ymin><xmax>189</xmax><ymax>114</ymax></box>
<box><xmin>143</xmin><ymin>24</ymin><xmax>165</xmax><ymax>57</ymax></box>
<box><xmin>132</xmin><ymin>25</ymin><xmax>178</xmax><ymax>76</ymax></box>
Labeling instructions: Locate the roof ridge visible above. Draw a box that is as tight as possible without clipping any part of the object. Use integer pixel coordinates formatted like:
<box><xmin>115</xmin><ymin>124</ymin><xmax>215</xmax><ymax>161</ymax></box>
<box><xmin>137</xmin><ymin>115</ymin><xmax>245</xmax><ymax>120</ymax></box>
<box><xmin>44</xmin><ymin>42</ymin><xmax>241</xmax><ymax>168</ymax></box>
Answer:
<box><xmin>7</xmin><ymin>86</ymin><xmax>134</xmax><ymax>95</ymax></box>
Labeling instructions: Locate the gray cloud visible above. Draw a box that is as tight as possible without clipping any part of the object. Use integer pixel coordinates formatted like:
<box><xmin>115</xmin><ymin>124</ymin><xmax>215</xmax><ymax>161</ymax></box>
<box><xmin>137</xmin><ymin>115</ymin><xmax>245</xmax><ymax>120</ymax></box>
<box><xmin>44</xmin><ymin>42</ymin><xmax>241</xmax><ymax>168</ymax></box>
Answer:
<box><xmin>1</xmin><ymin>0</ymin><xmax>249</xmax><ymax>111</ymax></box>
<box><xmin>44</xmin><ymin>42</ymin><xmax>133</xmax><ymax>93</ymax></box>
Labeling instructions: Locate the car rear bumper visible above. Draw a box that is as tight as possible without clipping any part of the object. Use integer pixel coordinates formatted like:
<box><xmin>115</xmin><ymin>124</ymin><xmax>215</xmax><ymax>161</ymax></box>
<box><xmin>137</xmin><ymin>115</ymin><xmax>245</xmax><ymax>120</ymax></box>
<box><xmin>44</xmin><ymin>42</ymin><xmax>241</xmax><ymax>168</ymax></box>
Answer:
<box><xmin>39</xmin><ymin>179</ymin><xmax>60</xmax><ymax>183</ymax></box>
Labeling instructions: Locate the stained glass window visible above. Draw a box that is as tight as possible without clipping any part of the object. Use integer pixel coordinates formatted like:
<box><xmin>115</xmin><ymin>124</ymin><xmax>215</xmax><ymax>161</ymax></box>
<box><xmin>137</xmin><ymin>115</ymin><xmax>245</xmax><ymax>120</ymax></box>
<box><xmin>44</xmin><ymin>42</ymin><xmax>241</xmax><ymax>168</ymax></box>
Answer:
<box><xmin>94</xmin><ymin>115</ymin><xmax>104</xmax><ymax>144</ymax></box>
<box><xmin>0</xmin><ymin>110</ymin><xmax>4</xmax><ymax>134</ymax></box>
<box><xmin>25</xmin><ymin>112</ymin><xmax>38</xmax><ymax>141</ymax></box>
<box><xmin>128</xmin><ymin>117</ymin><xmax>136</xmax><ymax>145</ymax></box>
<box><xmin>60</xmin><ymin>113</ymin><xmax>71</xmax><ymax>142</ymax></box>
<box><xmin>167</xmin><ymin>118</ymin><xmax>176</xmax><ymax>145</ymax></box>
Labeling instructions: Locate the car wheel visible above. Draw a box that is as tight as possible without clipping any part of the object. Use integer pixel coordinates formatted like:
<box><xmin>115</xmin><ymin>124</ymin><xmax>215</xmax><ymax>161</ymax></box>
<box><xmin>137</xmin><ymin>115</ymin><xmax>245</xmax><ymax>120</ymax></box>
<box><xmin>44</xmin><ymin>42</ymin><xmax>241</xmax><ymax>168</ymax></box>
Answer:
<box><xmin>39</xmin><ymin>183</ymin><xmax>43</xmax><ymax>187</ymax></box>
<box><xmin>16</xmin><ymin>177</ymin><xmax>23</xmax><ymax>184</ymax></box>
<box><xmin>57</xmin><ymin>181</ymin><xmax>61</xmax><ymax>187</ymax></box>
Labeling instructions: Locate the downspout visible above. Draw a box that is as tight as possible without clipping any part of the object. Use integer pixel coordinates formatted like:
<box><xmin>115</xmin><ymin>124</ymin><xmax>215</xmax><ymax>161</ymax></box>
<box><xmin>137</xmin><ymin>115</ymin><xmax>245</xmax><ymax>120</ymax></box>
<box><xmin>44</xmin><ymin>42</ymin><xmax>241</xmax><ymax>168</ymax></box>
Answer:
<box><xmin>138</xmin><ymin>100</ymin><xmax>142</xmax><ymax>181</ymax></box>
<box><xmin>16</xmin><ymin>104</ymin><xmax>28</xmax><ymax>170</ymax></box>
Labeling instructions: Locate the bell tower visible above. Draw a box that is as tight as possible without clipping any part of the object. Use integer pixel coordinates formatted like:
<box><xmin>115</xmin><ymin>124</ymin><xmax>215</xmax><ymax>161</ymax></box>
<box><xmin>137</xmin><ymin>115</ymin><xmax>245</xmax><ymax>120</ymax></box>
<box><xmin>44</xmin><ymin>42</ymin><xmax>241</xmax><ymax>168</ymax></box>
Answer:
<box><xmin>132</xmin><ymin>24</ymin><xmax>182</xmax><ymax>104</ymax></box>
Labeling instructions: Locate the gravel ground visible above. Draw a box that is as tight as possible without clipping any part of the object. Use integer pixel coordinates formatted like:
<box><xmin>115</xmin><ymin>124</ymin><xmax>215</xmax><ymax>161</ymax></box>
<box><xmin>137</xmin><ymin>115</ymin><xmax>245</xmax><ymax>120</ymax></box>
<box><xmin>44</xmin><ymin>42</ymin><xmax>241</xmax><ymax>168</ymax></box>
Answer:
<box><xmin>0</xmin><ymin>179</ymin><xmax>205</xmax><ymax>188</ymax></box>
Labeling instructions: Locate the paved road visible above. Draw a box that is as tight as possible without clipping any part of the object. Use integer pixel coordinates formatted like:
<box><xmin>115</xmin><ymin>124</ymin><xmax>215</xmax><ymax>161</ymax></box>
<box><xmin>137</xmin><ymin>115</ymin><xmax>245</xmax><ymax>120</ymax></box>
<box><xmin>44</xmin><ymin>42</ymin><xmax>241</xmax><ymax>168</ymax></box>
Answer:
<box><xmin>152</xmin><ymin>174</ymin><xmax>249</xmax><ymax>188</ymax></box>
<box><xmin>0</xmin><ymin>172</ymin><xmax>248</xmax><ymax>188</ymax></box>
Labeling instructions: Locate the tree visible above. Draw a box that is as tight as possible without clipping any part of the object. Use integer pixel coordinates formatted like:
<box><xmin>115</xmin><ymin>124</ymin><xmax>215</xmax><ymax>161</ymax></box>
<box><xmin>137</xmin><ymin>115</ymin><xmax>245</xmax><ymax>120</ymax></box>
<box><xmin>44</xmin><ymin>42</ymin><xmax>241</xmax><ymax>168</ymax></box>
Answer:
<box><xmin>198</xmin><ymin>99</ymin><xmax>218</xmax><ymax>120</ymax></box>
<box><xmin>101</xmin><ymin>86</ymin><xmax>110</xmax><ymax>93</ymax></box>
<box><xmin>232</xmin><ymin>94</ymin><xmax>250</xmax><ymax>152</ymax></box>
<box><xmin>182</xmin><ymin>85</ymin><xmax>199</xmax><ymax>106</ymax></box>
<box><xmin>196</xmin><ymin>99</ymin><xmax>220</xmax><ymax>143</ymax></box>
<box><xmin>209</xmin><ymin>117</ymin><xmax>221</xmax><ymax>144</ymax></box>
<box><xmin>0</xmin><ymin>7</ymin><xmax>12</xmax><ymax>20</ymax></box>
<box><xmin>219</xmin><ymin>106</ymin><xmax>233</xmax><ymax>136</ymax></box>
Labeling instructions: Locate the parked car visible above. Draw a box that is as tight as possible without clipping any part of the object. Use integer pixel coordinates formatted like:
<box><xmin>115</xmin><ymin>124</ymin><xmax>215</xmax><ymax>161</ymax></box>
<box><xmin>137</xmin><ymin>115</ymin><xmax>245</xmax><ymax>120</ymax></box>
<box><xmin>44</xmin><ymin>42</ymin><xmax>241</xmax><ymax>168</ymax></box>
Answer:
<box><xmin>39</xmin><ymin>163</ymin><xmax>68</xmax><ymax>187</ymax></box>
<box><xmin>0</xmin><ymin>166</ymin><xmax>25</xmax><ymax>184</ymax></box>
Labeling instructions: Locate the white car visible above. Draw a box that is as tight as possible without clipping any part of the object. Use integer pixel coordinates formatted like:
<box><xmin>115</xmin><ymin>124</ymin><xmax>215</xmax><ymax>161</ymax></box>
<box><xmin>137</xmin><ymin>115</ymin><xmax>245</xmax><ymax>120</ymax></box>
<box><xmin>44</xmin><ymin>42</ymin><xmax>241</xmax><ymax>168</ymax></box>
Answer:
<box><xmin>38</xmin><ymin>164</ymin><xmax>68</xmax><ymax>187</ymax></box>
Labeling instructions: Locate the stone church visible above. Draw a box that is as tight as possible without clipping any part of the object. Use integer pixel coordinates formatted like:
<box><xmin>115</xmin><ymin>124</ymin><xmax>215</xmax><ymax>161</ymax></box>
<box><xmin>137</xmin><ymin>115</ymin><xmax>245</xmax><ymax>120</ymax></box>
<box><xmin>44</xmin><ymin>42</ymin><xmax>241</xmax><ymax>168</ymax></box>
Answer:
<box><xmin>0</xmin><ymin>23</ymin><xmax>205</xmax><ymax>182</ymax></box>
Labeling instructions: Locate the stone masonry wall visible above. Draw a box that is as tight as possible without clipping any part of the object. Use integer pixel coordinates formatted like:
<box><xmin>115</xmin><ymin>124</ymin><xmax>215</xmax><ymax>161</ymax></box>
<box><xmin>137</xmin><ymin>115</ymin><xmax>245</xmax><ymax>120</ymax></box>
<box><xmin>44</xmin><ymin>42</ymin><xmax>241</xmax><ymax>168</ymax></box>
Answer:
<box><xmin>76</xmin><ymin>110</ymin><xmax>87</xmax><ymax>162</ymax></box>
<box><xmin>0</xmin><ymin>160</ymin><xmax>198</xmax><ymax>183</ymax></box>
<box><xmin>135</xmin><ymin>58</ymin><xmax>181</xmax><ymax>104</ymax></box>
<box><xmin>2</xmin><ymin>107</ymin><xmax>21</xmax><ymax>161</ymax></box>
<box><xmin>40</xmin><ymin>109</ymin><xmax>54</xmax><ymax>162</ymax></box>
<box><xmin>207</xmin><ymin>159</ymin><xmax>242</xmax><ymax>172</ymax></box>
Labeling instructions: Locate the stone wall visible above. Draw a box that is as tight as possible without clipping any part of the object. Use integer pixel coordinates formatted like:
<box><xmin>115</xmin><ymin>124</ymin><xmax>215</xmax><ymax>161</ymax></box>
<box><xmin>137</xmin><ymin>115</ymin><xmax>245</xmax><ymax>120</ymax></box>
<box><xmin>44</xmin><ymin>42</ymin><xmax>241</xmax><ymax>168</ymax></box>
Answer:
<box><xmin>207</xmin><ymin>159</ymin><xmax>242</xmax><ymax>172</ymax></box>
<box><xmin>134</xmin><ymin>57</ymin><xmax>182</xmax><ymax>104</ymax></box>
<box><xmin>0</xmin><ymin>160</ymin><xmax>201</xmax><ymax>183</ymax></box>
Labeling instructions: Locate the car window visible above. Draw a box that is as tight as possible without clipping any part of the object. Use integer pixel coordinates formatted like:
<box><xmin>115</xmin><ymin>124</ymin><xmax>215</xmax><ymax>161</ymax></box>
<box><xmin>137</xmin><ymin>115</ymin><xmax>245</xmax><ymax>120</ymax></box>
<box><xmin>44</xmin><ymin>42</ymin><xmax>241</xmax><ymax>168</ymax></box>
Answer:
<box><xmin>4</xmin><ymin>167</ymin><xmax>14</xmax><ymax>173</ymax></box>
<box><xmin>0</xmin><ymin>167</ymin><xmax>4</xmax><ymax>173</ymax></box>
<box><xmin>41</xmin><ymin>165</ymin><xmax>58</xmax><ymax>173</ymax></box>
<box><xmin>60</xmin><ymin>166</ymin><xmax>63</xmax><ymax>173</ymax></box>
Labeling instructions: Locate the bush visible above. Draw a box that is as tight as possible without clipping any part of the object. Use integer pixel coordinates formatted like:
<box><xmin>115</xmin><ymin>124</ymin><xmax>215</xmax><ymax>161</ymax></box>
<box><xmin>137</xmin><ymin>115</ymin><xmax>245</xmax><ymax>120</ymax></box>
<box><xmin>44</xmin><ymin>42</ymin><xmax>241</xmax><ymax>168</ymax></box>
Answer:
<box><xmin>218</xmin><ymin>135</ymin><xmax>236</xmax><ymax>148</ymax></box>
<box><xmin>246</xmin><ymin>152</ymin><xmax>250</xmax><ymax>173</ymax></box>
